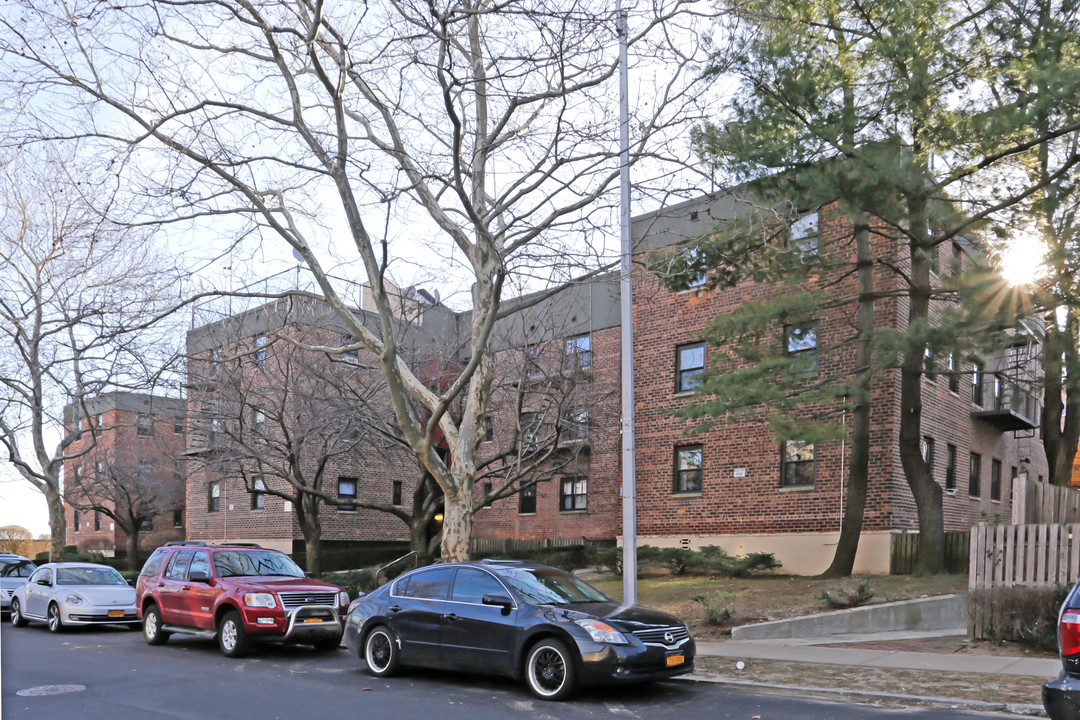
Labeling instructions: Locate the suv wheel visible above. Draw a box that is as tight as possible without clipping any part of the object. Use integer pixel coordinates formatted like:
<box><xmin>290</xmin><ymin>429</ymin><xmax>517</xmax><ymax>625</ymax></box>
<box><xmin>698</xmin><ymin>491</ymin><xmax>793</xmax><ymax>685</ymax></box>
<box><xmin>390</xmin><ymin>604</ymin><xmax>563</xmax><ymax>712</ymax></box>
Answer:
<box><xmin>46</xmin><ymin>603</ymin><xmax>65</xmax><ymax>633</ymax></box>
<box><xmin>218</xmin><ymin>610</ymin><xmax>250</xmax><ymax>658</ymax></box>
<box><xmin>525</xmin><ymin>638</ymin><xmax>576</xmax><ymax>701</ymax></box>
<box><xmin>10</xmin><ymin>598</ymin><xmax>28</xmax><ymax>627</ymax></box>
<box><xmin>143</xmin><ymin>604</ymin><xmax>169</xmax><ymax>645</ymax></box>
<box><xmin>364</xmin><ymin>626</ymin><xmax>399</xmax><ymax>677</ymax></box>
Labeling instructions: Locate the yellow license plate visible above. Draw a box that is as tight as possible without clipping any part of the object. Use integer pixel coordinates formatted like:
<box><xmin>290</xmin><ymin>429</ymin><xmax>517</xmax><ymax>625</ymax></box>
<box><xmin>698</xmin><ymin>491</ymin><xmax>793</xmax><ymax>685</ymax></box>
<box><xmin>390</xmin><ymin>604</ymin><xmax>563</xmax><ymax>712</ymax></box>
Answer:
<box><xmin>665</xmin><ymin>654</ymin><xmax>684</xmax><ymax>667</ymax></box>
<box><xmin>302</xmin><ymin>618</ymin><xmax>324</xmax><ymax>623</ymax></box>
<box><xmin>108</xmin><ymin>610</ymin><xmax>124</xmax><ymax>617</ymax></box>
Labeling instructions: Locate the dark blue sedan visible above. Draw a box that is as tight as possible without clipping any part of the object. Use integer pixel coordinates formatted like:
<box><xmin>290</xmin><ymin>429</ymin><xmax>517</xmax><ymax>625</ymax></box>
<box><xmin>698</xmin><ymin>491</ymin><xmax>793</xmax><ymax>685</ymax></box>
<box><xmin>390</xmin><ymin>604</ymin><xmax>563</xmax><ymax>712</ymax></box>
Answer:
<box><xmin>343</xmin><ymin>560</ymin><xmax>695</xmax><ymax>700</ymax></box>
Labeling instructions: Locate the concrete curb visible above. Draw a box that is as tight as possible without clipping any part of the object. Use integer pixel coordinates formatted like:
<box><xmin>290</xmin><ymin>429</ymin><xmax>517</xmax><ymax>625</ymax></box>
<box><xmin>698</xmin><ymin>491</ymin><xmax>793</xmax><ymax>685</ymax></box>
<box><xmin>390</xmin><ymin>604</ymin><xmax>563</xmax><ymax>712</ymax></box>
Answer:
<box><xmin>674</xmin><ymin>674</ymin><xmax>1046</xmax><ymax>717</ymax></box>
<box><xmin>731</xmin><ymin>594</ymin><xmax>968</xmax><ymax>640</ymax></box>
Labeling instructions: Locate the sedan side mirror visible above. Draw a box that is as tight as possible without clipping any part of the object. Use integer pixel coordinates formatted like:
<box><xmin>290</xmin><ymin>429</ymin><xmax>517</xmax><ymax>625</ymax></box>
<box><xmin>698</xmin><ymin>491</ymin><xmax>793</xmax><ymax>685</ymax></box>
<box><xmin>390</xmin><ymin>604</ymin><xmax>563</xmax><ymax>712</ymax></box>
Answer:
<box><xmin>482</xmin><ymin>593</ymin><xmax>513</xmax><ymax>615</ymax></box>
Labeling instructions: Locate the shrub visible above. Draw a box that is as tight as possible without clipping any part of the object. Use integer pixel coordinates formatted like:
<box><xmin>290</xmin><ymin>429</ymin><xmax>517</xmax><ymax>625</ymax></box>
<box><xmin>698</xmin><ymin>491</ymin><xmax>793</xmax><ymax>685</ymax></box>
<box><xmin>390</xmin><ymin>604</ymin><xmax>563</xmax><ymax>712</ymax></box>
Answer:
<box><xmin>594</xmin><ymin>546</ymin><xmax>780</xmax><ymax>579</ymax></box>
<box><xmin>595</xmin><ymin>547</ymin><xmax>623</xmax><ymax>576</ymax></box>
<box><xmin>290</xmin><ymin>545</ymin><xmax>411</xmax><ymax>574</ymax></box>
<box><xmin>970</xmin><ymin>584</ymin><xmax>1070</xmax><ymax>651</ymax></box>
<box><xmin>693</xmin><ymin>591</ymin><xmax>737</xmax><ymax>625</ymax></box>
<box><xmin>817</xmin><ymin>581</ymin><xmax>874</xmax><ymax>609</ymax></box>
<box><xmin>327</xmin><ymin>569</ymin><xmax>379</xmax><ymax>598</ymax></box>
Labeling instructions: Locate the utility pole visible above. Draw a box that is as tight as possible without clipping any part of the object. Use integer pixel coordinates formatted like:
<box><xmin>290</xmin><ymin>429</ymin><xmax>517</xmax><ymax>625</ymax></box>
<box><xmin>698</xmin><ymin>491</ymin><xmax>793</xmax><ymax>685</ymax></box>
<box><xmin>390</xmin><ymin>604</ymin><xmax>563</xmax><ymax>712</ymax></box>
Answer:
<box><xmin>617</xmin><ymin>0</ymin><xmax>638</xmax><ymax>606</ymax></box>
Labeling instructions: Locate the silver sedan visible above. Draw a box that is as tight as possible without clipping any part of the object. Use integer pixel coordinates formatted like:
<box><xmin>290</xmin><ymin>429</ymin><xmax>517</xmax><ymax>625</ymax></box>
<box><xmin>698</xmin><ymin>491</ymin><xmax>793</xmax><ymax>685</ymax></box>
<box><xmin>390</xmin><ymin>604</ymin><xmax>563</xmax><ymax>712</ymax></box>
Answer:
<box><xmin>9</xmin><ymin>562</ymin><xmax>138</xmax><ymax>632</ymax></box>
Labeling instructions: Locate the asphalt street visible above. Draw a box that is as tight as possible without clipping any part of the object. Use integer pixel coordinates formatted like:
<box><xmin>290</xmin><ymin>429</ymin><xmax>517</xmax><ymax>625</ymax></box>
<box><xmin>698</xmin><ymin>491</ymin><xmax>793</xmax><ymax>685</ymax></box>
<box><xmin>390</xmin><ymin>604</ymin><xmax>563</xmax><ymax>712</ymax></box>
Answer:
<box><xmin>1</xmin><ymin>624</ymin><xmax>1016</xmax><ymax>720</ymax></box>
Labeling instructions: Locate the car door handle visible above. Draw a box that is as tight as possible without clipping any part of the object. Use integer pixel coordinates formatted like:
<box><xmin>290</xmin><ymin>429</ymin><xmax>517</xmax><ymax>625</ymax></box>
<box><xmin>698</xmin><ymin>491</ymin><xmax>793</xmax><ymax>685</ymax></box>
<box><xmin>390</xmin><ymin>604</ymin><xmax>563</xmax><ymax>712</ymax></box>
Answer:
<box><xmin>388</xmin><ymin>605</ymin><xmax>401</xmax><ymax>613</ymax></box>
<box><xmin>443</xmin><ymin>613</ymin><xmax>458</xmax><ymax>622</ymax></box>
<box><xmin>181</xmin><ymin>585</ymin><xmax>191</xmax><ymax>591</ymax></box>
<box><xmin>157</xmin><ymin>582</ymin><xmax>166</xmax><ymax>588</ymax></box>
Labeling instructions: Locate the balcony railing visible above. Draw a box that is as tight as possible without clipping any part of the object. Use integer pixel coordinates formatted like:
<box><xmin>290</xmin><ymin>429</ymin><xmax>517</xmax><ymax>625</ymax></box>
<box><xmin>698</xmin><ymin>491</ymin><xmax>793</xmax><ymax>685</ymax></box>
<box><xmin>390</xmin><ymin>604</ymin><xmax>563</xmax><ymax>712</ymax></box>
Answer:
<box><xmin>971</xmin><ymin>375</ymin><xmax>1039</xmax><ymax>432</ymax></box>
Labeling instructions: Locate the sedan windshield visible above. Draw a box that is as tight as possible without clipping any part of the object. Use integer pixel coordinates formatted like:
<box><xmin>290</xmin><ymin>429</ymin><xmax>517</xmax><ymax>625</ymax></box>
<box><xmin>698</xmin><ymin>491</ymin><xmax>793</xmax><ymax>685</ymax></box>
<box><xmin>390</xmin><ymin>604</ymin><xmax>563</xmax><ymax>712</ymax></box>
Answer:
<box><xmin>56</xmin><ymin>567</ymin><xmax>127</xmax><ymax>586</ymax></box>
<box><xmin>213</xmin><ymin>551</ymin><xmax>304</xmax><ymax>578</ymax></box>
<box><xmin>494</xmin><ymin>567</ymin><xmax>609</xmax><ymax>605</ymax></box>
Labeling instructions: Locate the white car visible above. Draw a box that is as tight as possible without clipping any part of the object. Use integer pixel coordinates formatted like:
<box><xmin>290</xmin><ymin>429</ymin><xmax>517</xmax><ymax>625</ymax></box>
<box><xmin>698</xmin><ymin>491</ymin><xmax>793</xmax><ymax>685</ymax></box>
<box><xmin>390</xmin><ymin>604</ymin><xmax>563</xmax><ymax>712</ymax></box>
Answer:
<box><xmin>9</xmin><ymin>562</ymin><xmax>138</xmax><ymax>632</ymax></box>
<box><xmin>0</xmin><ymin>554</ymin><xmax>35</xmax><ymax>614</ymax></box>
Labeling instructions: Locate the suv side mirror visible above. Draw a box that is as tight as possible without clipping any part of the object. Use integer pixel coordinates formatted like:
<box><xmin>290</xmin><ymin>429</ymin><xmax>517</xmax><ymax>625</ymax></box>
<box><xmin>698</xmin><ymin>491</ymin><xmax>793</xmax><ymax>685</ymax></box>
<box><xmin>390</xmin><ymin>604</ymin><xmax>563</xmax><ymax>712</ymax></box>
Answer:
<box><xmin>189</xmin><ymin>570</ymin><xmax>211</xmax><ymax>583</ymax></box>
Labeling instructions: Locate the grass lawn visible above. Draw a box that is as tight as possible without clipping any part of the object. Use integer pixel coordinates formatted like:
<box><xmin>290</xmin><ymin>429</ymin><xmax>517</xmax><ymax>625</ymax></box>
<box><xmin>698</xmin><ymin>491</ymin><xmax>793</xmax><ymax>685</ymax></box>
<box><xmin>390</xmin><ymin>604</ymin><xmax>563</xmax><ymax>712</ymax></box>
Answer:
<box><xmin>587</xmin><ymin>573</ymin><xmax>968</xmax><ymax>639</ymax></box>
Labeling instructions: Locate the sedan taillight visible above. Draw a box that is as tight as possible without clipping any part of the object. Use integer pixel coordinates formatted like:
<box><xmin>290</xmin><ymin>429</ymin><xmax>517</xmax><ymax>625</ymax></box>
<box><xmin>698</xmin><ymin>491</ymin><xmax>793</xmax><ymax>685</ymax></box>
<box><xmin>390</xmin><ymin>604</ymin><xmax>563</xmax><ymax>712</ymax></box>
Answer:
<box><xmin>1060</xmin><ymin>609</ymin><xmax>1080</xmax><ymax>656</ymax></box>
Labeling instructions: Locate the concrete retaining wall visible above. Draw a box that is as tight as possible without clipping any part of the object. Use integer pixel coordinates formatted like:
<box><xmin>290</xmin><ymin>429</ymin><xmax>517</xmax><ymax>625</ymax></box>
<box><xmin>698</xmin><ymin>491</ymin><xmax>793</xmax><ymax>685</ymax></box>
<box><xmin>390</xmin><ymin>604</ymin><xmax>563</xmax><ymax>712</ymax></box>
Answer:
<box><xmin>731</xmin><ymin>594</ymin><xmax>968</xmax><ymax>640</ymax></box>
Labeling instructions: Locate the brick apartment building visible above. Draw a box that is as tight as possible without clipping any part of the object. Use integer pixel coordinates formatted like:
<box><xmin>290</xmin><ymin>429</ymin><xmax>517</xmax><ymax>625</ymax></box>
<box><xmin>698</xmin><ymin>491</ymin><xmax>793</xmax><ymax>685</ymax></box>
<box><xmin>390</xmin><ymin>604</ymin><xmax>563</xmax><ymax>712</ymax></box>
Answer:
<box><xmin>180</xmin><ymin>192</ymin><xmax>1048</xmax><ymax>574</ymax></box>
<box><xmin>63</xmin><ymin>393</ymin><xmax>187</xmax><ymax>557</ymax></box>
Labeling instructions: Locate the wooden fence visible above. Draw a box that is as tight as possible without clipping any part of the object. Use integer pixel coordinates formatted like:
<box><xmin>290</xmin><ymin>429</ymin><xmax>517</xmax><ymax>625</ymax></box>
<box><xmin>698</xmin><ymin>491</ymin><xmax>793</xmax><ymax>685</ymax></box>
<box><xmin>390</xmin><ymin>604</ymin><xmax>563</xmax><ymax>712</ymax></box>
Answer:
<box><xmin>1011</xmin><ymin>476</ymin><xmax>1080</xmax><ymax>525</ymax></box>
<box><xmin>889</xmin><ymin>531</ymin><xmax>970</xmax><ymax>575</ymax></box>
<box><xmin>968</xmin><ymin>522</ymin><xmax>1080</xmax><ymax>639</ymax></box>
<box><xmin>969</xmin><ymin>522</ymin><xmax>1080</xmax><ymax>589</ymax></box>
<box><xmin>470</xmin><ymin>536</ymin><xmax>596</xmax><ymax>554</ymax></box>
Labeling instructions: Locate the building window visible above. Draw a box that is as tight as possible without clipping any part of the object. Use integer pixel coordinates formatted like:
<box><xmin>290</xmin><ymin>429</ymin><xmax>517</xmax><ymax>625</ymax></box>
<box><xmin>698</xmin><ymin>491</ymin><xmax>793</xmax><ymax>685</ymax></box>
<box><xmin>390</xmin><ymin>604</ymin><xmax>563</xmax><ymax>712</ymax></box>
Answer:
<box><xmin>252</xmin><ymin>409</ymin><xmax>266</xmax><ymax>436</ymax></box>
<box><xmin>483</xmin><ymin>482</ymin><xmax>494</xmax><ymax>509</ymax></box>
<box><xmin>173</xmin><ymin>509</ymin><xmax>183</xmax><ymax>528</ymax></box>
<box><xmin>971</xmin><ymin>361</ymin><xmax>984</xmax><ymax>406</ymax></box>
<box><xmin>341</xmin><ymin>334</ymin><xmax>359</xmax><ymax>363</ymax></box>
<box><xmin>251</xmin><ymin>477</ymin><xmax>266</xmax><ymax>510</ymax></box>
<box><xmin>969</xmin><ymin>452</ymin><xmax>982</xmax><ymax>498</ymax></box>
<box><xmin>951</xmin><ymin>242</ymin><xmax>963</xmax><ymax>276</ymax></box>
<box><xmin>990</xmin><ymin>459</ymin><xmax>1002</xmax><ymax>502</ymax></box>
<box><xmin>781</xmin><ymin>440</ymin><xmax>815</xmax><ymax>487</ymax></box>
<box><xmin>209</xmin><ymin>418</ymin><xmax>223</xmax><ymax>447</ymax></box>
<box><xmin>138</xmin><ymin>515</ymin><xmax>153</xmax><ymax>532</ymax></box>
<box><xmin>524</xmin><ymin>343</ymin><xmax>543</xmax><ymax>381</ymax></box>
<box><xmin>255</xmin><ymin>336</ymin><xmax>268</xmax><ymax>367</ymax></box>
<box><xmin>94</xmin><ymin>511</ymin><xmax>101</xmax><ymax>532</ymax></box>
<box><xmin>560</xmin><ymin>477</ymin><xmax>588</xmax><ymax>512</ymax></box>
<box><xmin>483</xmin><ymin>416</ymin><xmax>493</xmax><ymax>442</ymax></box>
<box><xmin>338</xmin><ymin>477</ymin><xmax>358</xmax><ymax>511</ymax></box>
<box><xmin>137</xmin><ymin>415</ymin><xmax>154</xmax><ymax>437</ymax></box>
<box><xmin>564</xmin><ymin>334</ymin><xmax>592</xmax><ymax>374</ymax></box>
<box><xmin>947</xmin><ymin>354</ymin><xmax>960</xmax><ymax>393</ymax></box>
<box><xmin>392</xmin><ymin>481</ymin><xmax>403</xmax><ymax>507</ymax></box>
<box><xmin>673</xmin><ymin>445</ymin><xmax>703</xmax><ymax>494</ymax></box>
<box><xmin>784</xmin><ymin>322</ymin><xmax>819</xmax><ymax>374</ymax></box>
<box><xmin>788</xmin><ymin>211</ymin><xmax>821</xmax><ymax>261</ymax></box>
<box><xmin>683</xmin><ymin>245</ymin><xmax>708</xmax><ymax>288</ymax></box>
<box><xmin>95</xmin><ymin>413</ymin><xmax>103</xmax><ymax>427</ymax></box>
<box><xmin>921</xmin><ymin>436</ymin><xmax>935</xmax><ymax>474</ymax></box>
<box><xmin>561</xmin><ymin>404</ymin><xmax>588</xmax><ymax>443</ymax></box>
<box><xmin>208</xmin><ymin>482</ymin><xmax>221</xmax><ymax>512</ymax></box>
<box><xmin>923</xmin><ymin>347</ymin><xmax>936</xmax><ymax>381</ymax></box>
<box><xmin>993</xmin><ymin>375</ymin><xmax>1006</xmax><ymax>410</ymax></box>
<box><xmin>174</xmin><ymin>417</ymin><xmax>184</xmax><ymax>434</ymax></box>
<box><xmin>520</xmin><ymin>411</ymin><xmax>541</xmax><ymax>446</ymax></box>
<box><xmin>519</xmin><ymin>484</ymin><xmax>537</xmax><ymax>515</ymax></box>
<box><xmin>74</xmin><ymin>510</ymin><xmax>81</xmax><ymax>533</ymax></box>
<box><xmin>945</xmin><ymin>444</ymin><xmax>957</xmax><ymax>491</ymax></box>
<box><xmin>676</xmin><ymin>343</ymin><xmax>705</xmax><ymax>393</ymax></box>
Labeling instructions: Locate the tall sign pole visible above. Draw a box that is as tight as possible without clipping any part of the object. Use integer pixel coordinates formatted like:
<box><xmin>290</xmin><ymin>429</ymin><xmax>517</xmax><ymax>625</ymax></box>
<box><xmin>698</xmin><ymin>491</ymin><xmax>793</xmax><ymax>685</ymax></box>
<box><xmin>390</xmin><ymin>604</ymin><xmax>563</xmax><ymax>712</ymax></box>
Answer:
<box><xmin>617</xmin><ymin>0</ymin><xmax>638</xmax><ymax>606</ymax></box>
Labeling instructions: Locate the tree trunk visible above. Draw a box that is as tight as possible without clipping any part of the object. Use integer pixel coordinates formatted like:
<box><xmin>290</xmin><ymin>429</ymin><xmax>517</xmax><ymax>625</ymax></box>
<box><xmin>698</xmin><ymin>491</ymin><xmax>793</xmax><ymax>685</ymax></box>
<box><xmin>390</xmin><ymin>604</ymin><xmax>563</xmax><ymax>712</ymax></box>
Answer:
<box><xmin>1043</xmin><ymin>309</ymin><xmax>1080</xmax><ymax>487</ymax></box>
<box><xmin>45</xmin><ymin>482</ymin><xmax>66</xmax><ymax>561</ymax></box>
<box><xmin>126</xmin><ymin>529</ymin><xmax>141</xmax><ymax>572</ymax></box>
<box><xmin>440</xmin><ymin>486</ymin><xmax>472</xmax><ymax>562</ymax></box>
<box><xmin>899</xmin><ymin>189</ymin><xmax>945</xmax><ymax>575</ymax></box>
<box><xmin>297</xmin><ymin>494</ymin><xmax>322</xmax><ymax>577</ymax></box>
<box><xmin>822</xmin><ymin>214</ymin><xmax>874</xmax><ymax>578</ymax></box>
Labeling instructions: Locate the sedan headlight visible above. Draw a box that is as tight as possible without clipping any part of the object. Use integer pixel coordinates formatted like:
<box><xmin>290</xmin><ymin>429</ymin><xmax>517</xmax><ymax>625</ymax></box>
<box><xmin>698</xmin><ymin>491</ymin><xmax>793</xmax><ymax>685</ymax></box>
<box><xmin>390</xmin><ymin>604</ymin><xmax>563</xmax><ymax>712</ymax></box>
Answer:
<box><xmin>574</xmin><ymin>619</ymin><xmax>628</xmax><ymax>645</ymax></box>
<box><xmin>338</xmin><ymin>590</ymin><xmax>350</xmax><ymax>606</ymax></box>
<box><xmin>243</xmin><ymin>592</ymin><xmax>276</xmax><ymax>609</ymax></box>
<box><xmin>64</xmin><ymin>593</ymin><xmax>84</xmax><ymax>606</ymax></box>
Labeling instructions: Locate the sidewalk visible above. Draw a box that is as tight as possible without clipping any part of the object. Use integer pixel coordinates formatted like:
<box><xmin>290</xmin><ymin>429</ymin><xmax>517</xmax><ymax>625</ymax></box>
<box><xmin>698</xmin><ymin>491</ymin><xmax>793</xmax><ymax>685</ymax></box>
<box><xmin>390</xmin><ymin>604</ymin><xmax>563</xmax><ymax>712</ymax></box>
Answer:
<box><xmin>685</xmin><ymin>630</ymin><xmax>1059</xmax><ymax>716</ymax></box>
<box><xmin>695</xmin><ymin>630</ymin><xmax>1061</xmax><ymax>678</ymax></box>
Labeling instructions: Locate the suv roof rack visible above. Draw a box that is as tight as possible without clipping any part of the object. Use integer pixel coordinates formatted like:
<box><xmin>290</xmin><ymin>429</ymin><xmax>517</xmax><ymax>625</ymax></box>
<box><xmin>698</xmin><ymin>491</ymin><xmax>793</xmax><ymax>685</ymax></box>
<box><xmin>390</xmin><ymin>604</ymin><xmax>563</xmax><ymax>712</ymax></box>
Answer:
<box><xmin>164</xmin><ymin>541</ymin><xmax>207</xmax><ymax>546</ymax></box>
<box><xmin>223</xmin><ymin>542</ymin><xmax>262</xmax><ymax>548</ymax></box>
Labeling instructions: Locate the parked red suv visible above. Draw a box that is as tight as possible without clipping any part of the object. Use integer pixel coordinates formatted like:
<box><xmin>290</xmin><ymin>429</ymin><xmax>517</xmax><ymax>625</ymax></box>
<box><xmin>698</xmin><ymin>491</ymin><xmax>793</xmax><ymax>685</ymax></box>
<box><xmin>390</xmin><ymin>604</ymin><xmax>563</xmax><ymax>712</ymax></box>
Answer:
<box><xmin>135</xmin><ymin>542</ymin><xmax>348</xmax><ymax>658</ymax></box>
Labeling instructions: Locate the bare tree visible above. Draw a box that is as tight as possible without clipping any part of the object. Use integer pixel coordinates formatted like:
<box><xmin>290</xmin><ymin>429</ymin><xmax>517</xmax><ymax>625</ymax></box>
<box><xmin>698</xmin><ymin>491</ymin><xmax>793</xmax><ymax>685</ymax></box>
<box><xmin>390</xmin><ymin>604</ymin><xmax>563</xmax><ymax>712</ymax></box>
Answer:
<box><xmin>65</xmin><ymin>446</ymin><xmax>185</xmax><ymax>571</ymax></box>
<box><xmin>3</xmin><ymin>0</ymin><xmax>707</xmax><ymax>560</ymax></box>
<box><xmin>0</xmin><ymin>525</ymin><xmax>34</xmax><ymax>556</ymax></box>
<box><xmin>0</xmin><ymin>147</ymin><xmax>182</xmax><ymax>560</ymax></box>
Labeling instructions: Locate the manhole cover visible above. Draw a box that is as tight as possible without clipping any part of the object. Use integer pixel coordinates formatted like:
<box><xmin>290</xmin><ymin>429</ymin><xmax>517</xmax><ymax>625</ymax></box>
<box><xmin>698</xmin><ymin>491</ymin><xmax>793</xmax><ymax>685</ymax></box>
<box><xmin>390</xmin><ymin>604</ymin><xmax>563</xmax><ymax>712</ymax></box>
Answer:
<box><xmin>16</xmin><ymin>684</ymin><xmax>86</xmax><ymax>697</ymax></box>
